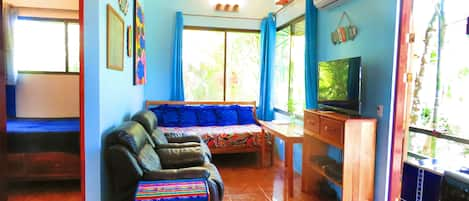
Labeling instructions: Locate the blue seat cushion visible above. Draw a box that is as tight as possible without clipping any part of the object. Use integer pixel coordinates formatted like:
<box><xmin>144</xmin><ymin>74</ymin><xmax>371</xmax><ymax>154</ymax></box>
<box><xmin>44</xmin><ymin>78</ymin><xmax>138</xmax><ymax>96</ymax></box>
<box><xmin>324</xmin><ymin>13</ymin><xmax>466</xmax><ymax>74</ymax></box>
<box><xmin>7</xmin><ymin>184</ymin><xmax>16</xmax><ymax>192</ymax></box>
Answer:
<box><xmin>179</xmin><ymin>106</ymin><xmax>198</xmax><ymax>127</ymax></box>
<box><xmin>160</xmin><ymin>105</ymin><xmax>181</xmax><ymax>127</ymax></box>
<box><xmin>237</xmin><ymin>106</ymin><xmax>256</xmax><ymax>125</ymax></box>
<box><xmin>215</xmin><ymin>105</ymin><xmax>239</xmax><ymax>126</ymax></box>
<box><xmin>197</xmin><ymin>106</ymin><xmax>217</xmax><ymax>126</ymax></box>
<box><xmin>149</xmin><ymin>106</ymin><xmax>164</xmax><ymax>126</ymax></box>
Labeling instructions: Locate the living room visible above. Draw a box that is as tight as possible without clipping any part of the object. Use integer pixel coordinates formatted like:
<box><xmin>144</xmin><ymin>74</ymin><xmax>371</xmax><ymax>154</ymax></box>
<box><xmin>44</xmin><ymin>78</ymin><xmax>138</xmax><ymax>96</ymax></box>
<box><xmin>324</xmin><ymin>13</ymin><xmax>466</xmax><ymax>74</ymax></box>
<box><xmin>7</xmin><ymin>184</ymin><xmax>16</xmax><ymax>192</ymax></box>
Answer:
<box><xmin>1</xmin><ymin>0</ymin><xmax>468</xmax><ymax>201</ymax></box>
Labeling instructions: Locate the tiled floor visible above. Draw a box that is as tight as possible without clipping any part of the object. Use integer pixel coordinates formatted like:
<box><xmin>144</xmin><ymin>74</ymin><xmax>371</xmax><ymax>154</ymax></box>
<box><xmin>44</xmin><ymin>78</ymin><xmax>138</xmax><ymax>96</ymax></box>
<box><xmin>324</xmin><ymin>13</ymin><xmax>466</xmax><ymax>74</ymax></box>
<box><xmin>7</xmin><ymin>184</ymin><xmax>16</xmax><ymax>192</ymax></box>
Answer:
<box><xmin>215</xmin><ymin>154</ymin><xmax>314</xmax><ymax>201</ymax></box>
<box><xmin>7</xmin><ymin>154</ymin><xmax>315</xmax><ymax>201</ymax></box>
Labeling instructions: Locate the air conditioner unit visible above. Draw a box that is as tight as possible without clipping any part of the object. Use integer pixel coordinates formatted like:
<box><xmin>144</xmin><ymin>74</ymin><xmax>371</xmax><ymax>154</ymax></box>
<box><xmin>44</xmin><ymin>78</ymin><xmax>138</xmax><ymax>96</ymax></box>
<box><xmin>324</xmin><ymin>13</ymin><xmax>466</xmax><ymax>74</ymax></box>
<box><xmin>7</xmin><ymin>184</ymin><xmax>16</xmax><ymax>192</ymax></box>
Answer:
<box><xmin>313</xmin><ymin>0</ymin><xmax>347</xmax><ymax>9</ymax></box>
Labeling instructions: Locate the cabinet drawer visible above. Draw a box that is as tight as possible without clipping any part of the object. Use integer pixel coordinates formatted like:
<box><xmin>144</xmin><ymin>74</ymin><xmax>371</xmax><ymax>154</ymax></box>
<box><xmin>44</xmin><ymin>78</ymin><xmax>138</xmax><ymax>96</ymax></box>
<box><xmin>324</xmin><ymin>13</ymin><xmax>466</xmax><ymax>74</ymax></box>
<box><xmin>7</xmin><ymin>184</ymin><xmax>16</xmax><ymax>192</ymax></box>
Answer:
<box><xmin>304</xmin><ymin>111</ymin><xmax>320</xmax><ymax>133</ymax></box>
<box><xmin>8</xmin><ymin>154</ymin><xmax>27</xmax><ymax>178</ymax></box>
<box><xmin>320</xmin><ymin>117</ymin><xmax>344</xmax><ymax>147</ymax></box>
<box><xmin>25</xmin><ymin>153</ymin><xmax>80</xmax><ymax>176</ymax></box>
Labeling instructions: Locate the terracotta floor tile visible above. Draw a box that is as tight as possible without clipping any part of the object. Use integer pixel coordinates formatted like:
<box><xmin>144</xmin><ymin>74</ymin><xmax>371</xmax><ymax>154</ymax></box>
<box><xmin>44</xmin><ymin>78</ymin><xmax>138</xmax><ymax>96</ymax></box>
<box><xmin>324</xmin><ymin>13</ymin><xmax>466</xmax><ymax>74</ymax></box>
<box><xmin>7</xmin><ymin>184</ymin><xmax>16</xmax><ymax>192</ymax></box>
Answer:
<box><xmin>8</xmin><ymin>153</ymin><xmax>314</xmax><ymax>201</ymax></box>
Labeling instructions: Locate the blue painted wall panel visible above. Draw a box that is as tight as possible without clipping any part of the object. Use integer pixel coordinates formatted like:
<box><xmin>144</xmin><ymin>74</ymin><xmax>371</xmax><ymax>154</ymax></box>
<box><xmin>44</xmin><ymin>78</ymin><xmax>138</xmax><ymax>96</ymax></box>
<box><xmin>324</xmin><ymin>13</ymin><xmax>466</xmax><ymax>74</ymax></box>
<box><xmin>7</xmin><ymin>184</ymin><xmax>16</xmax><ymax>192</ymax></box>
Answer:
<box><xmin>84</xmin><ymin>1</ymin><xmax>145</xmax><ymax>201</ymax></box>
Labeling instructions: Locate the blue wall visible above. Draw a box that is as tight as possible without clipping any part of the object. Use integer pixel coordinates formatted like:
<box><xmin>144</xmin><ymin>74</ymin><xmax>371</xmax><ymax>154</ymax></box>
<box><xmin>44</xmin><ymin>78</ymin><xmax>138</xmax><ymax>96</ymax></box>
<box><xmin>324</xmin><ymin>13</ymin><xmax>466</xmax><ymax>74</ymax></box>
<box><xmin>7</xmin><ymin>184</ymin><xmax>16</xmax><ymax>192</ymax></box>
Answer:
<box><xmin>316</xmin><ymin>1</ymin><xmax>399</xmax><ymax>200</ymax></box>
<box><xmin>274</xmin><ymin>0</ymin><xmax>400</xmax><ymax>200</ymax></box>
<box><xmin>84</xmin><ymin>0</ymin><xmax>145</xmax><ymax>201</ymax></box>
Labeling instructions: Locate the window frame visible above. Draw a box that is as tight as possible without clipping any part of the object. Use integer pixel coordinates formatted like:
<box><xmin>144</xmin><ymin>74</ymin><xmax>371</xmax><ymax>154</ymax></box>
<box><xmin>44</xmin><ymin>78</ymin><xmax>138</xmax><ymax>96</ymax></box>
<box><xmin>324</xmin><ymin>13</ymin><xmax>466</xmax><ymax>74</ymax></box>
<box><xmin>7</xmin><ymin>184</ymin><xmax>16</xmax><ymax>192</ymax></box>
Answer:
<box><xmin>273</xmin><ymin>15</ymin><xmax>306</xmax><ymax>115</ymax></box>
<box><xmin>16</xmin><ymin>16</ymin><xmax>80</xmax><ymax>74</ymax></box>
<box><xmin>183</xmin><ymin>26</ymin><xmax>261</xmax><ymax>102</ymax></box>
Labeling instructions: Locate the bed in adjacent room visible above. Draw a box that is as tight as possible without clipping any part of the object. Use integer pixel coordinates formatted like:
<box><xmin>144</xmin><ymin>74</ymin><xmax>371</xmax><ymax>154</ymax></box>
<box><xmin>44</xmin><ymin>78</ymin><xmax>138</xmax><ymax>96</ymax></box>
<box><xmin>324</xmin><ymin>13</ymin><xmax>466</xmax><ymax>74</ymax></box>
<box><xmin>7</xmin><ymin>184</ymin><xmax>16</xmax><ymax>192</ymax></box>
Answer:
<box><xmin>7</xmin><ymin>118</ymin><xmax>81</xmax><ymax>181</ymax></box>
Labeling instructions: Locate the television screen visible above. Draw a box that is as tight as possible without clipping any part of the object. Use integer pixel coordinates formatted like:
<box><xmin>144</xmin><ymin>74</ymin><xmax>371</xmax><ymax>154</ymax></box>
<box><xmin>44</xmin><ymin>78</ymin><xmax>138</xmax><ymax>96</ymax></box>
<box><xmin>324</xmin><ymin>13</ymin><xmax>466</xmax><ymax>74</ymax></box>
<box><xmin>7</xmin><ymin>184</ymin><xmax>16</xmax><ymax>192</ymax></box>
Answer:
<box><xmin>318</xmin><ymin>57</ymin><xmax>361</xmax><ymax>115</ymax></box>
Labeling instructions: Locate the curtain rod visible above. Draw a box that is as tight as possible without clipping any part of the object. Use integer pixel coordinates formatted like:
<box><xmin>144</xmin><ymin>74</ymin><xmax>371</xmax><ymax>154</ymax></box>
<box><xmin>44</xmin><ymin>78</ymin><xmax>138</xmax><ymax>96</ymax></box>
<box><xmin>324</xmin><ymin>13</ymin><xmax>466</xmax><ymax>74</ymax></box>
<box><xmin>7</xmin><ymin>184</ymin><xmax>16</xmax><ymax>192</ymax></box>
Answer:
<box><xmin>183</xmin><ymin>13</ymin><xmax>262</xmax><ymax>21</ymax></box>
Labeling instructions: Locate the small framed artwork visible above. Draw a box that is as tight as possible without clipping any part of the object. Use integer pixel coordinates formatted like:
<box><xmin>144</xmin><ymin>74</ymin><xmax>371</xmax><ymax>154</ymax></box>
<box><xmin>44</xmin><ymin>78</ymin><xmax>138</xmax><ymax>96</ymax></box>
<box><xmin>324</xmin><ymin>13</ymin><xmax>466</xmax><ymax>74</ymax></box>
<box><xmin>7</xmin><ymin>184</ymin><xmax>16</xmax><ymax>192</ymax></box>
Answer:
<box><xmin>133</xmin><ymin>0</ymin><xmax>146</xmax><ymax>85</ymax></box>
<box><xmin>107</xmin><ymin>5</ymin><xmax>125</xmax><ymax>71</ymax></box>
<box><xmin>127</xmin><ymin>26</ymin><xmax>133</xmax><ymax>57</ymax></box>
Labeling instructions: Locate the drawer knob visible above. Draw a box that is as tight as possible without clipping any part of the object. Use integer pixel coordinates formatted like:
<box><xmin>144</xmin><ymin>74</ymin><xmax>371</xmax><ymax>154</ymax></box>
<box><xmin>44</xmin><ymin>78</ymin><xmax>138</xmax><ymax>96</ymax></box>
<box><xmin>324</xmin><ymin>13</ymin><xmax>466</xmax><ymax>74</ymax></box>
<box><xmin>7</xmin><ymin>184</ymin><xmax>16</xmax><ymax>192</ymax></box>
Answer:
<box><xmin>324</xmin><ymin>126</ymin><xmax>328</xmax><ymax>131</ymax></box>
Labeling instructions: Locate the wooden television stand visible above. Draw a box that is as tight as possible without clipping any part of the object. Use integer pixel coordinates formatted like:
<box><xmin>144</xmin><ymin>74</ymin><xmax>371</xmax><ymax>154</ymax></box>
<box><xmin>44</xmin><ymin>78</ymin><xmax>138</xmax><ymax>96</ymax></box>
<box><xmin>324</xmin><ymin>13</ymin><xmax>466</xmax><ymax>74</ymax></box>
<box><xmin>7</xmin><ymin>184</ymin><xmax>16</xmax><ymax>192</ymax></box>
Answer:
<box><xmin>302</xmin><ymin>110</ymin><xmax>376</xmax><ymax>201</ymax></box>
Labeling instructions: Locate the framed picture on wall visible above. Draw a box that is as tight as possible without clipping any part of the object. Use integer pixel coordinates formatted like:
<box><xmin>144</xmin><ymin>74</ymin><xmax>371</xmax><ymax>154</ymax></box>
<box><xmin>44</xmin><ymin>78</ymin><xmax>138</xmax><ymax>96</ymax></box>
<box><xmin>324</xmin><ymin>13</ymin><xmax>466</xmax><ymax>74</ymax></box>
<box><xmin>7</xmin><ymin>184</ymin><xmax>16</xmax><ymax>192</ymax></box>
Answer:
<box><xmin>133</xmin><ymin>0</ymin><xmax>146</xmax><ymax>85</ymax></box>
<box><xmin>106</xmin><ymin>5</ymin><xmax>125</xmax><ymax>71</ymax></box>
<box><xmin>127</xmin><ymin>25</ymin><xmax>133</xmax><ymax>57</ymax></box>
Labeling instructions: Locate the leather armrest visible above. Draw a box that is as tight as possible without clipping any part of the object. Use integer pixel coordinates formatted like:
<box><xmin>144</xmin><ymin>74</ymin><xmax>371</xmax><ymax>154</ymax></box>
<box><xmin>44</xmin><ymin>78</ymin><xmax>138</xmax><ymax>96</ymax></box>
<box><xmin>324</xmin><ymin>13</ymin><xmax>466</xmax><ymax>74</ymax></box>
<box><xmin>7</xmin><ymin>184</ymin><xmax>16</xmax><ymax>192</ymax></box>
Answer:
<box><xmin>157</xmin><ymin>142</ymin><xmax>200</xmax><ymax>149</ymax></box>
<box><xmin>165</xmin><ymin>134</ymin><xmax>202</xmax><ymax>143</ymax></box>
<box><xmin>156</xmin><ymin>147</ymin><xmax>206</xmax><ymax>169</ymax></box>
<box><xmin>143</xmin><ymin>167</ymin><xmax>210</xmax><ymax>180</ymax></box>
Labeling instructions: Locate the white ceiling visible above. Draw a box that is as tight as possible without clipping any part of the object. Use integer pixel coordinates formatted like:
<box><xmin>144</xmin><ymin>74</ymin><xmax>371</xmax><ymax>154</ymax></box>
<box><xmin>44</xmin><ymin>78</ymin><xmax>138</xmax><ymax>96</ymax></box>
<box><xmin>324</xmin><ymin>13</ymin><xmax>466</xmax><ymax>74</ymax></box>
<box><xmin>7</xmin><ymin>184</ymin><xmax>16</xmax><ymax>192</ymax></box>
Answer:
<box><xmin>6</xmin><ymin>0</ymin><xmax>78</xmax><ymax>10</ymax></box>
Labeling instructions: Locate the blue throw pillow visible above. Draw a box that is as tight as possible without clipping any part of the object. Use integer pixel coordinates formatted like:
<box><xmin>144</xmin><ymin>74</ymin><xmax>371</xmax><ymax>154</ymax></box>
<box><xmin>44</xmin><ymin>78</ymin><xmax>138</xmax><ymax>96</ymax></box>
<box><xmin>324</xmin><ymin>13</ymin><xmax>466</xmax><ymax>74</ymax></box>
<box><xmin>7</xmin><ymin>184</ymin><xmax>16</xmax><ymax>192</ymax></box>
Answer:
<box><xmin>149</xmin><ymin>106</ymin><xmax>164</xmax><ymax>126</ymax></box>
<box><xmin>215</xmin><ymin>105</ymin><xmax>239</xmax><ymax>126</ymax></box>
<box><xmin>197</xmin><ymin>106</ymin><xmax>217</xmax><ymax>126</ymax></box>
<box><xmin>237</xmin><ymin>106</ymin><xmax>256</xmax><ymax>125</ymax></box>
<box><xmin>179</xmin><ymin>106</ymin><xmax>198</xmax><ymax>127</ymax></box>
<box><xmin>161</xmin><ymin>105</ymin><xmax>181</xmax><ymax>127</ymax></box>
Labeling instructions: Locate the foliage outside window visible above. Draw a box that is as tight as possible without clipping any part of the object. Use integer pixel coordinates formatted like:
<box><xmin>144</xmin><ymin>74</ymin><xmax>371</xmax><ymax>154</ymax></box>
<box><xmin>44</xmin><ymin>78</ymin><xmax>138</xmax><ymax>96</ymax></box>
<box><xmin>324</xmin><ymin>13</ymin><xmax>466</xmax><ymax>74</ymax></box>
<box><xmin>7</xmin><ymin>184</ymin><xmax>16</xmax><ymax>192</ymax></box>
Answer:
<box><xmin>14</xmin><ymin>18</ymin><xmax>80</xmax><ymax>73</ymax></box>
<box><xmin>273</xmin><ymin>19</ymin><xmax>306</xmax><ymax>116</ymax></box>
<box><xmin>183</xmin><ymin>29</ymin><xmax>261</xmax><ymax>102</ymax></box>
<box><xmin>407</xmin><ymin>0</ymin><xmax>469</xmax><ymax>166</ymax></box>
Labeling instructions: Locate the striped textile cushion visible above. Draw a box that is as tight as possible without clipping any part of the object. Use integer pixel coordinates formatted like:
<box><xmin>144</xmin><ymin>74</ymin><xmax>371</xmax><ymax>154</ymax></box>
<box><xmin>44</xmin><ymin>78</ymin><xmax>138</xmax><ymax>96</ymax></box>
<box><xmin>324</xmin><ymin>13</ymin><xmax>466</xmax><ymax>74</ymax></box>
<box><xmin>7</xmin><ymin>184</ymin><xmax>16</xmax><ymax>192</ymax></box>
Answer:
<box><xmin>135</xmin><ymin>179</ymin><xmax>209</xmax><ymax>201</ymax></box>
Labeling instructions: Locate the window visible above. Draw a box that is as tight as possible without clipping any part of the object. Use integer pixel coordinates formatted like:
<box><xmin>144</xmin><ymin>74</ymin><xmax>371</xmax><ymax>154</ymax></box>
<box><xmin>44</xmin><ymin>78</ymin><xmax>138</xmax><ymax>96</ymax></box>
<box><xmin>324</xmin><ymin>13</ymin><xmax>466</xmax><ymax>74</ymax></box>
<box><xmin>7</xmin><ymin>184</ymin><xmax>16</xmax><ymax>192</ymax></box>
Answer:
<box><xmin>14</xmin><ymin>18</ymin><xmax>80</xmax><ymax>73</ymax></box>
<box><xmin>406</xmin><ymin>0</ymin><xmax>469</xmax><ymax>165</ymax></box>
<box><xmin>273</xmin><ymin>18</ymin><xmax>306</xmax><ymax>115</ymax></box>
<box><xmin>183</xmin><ymin>29</ymin><xmax>261</xmax><ymax>102</ymax></box>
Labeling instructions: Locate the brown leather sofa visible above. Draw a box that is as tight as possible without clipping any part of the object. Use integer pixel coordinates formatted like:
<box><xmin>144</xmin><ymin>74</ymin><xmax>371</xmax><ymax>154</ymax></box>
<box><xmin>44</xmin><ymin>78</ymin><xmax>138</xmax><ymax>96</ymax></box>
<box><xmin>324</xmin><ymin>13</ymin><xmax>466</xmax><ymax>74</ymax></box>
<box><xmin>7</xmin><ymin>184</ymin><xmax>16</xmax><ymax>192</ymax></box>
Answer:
<box><xmin>131</xmin><ymin>110</ymin><xmax>212</xmax><ymax>160</ymax></box>
<box><xmin>105</xmin><ymin>121</ymin><xmax>224</xmax><ymax>201</ymax></box>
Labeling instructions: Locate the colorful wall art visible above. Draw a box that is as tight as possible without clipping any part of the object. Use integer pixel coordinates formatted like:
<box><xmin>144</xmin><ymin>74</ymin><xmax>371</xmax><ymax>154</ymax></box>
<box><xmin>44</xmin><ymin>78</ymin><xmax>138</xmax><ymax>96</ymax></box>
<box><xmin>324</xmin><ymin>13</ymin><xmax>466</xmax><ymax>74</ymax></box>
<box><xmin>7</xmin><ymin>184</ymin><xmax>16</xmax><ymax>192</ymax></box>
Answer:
<box><xmin>134</xmin><ymin>0</ymin><xmax>146</xmax><ymax>85</ymax></box>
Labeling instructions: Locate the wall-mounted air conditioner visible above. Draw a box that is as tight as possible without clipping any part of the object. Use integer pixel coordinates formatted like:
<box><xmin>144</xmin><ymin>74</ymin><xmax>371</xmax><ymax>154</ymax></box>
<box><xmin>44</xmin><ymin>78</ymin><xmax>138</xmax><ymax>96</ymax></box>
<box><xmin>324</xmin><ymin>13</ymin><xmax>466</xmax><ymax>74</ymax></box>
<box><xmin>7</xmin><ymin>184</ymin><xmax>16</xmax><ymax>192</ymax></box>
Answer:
<box><xmin>313</xmin><ymin>0</ymin><xmax>347</xmax><ymax>9</ymax></box>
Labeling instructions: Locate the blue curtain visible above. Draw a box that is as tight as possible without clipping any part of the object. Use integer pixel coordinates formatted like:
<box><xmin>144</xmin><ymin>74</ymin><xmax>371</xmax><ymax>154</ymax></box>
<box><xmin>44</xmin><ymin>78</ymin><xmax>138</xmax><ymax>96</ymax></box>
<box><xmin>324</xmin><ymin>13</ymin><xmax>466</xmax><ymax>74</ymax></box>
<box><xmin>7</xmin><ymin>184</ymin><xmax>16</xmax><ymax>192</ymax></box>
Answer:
<box><xmin>171</xmin><ymin>11</ymin><xmax>185</xmax><ymax>101</ymax></box>
<box><xmin>305</xmin><ymin>0</ymin><xmax>319</xmax><ymax>109</ymax></box>
<box><xmin>257</xmin><ymin>13</ymin><xmax>276</xmax><ymax>121</ymax></box>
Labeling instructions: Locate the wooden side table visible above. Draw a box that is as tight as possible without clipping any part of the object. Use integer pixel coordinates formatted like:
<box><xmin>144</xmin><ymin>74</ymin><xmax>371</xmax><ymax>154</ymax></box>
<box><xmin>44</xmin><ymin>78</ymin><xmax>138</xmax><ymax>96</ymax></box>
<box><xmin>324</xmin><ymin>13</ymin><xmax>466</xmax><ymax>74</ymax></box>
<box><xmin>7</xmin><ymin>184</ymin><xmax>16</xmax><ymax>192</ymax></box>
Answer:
<box><xmin>258</xmin><ymin>121</ymin><xmax>304</xmax><ymax>199</ymax></box>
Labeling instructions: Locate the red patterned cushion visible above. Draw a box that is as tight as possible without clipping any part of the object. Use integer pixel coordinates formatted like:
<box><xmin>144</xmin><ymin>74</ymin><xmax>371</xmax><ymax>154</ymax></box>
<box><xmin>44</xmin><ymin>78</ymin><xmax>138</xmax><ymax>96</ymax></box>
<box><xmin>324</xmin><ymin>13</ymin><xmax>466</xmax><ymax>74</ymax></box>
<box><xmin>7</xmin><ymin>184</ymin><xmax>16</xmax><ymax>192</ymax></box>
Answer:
<box><xmin>159</xmin><ymin>125</ymin><xmax>262</xmax><ymax>148</ymax></box>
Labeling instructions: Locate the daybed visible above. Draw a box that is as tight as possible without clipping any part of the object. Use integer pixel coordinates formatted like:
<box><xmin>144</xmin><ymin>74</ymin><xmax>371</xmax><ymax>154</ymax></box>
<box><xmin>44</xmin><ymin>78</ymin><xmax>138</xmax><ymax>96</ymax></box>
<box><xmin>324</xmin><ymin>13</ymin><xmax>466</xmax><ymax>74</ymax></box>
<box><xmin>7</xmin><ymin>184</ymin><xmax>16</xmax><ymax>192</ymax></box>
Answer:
<box><xmin>6</xmin><ymin>118</ymin><xmax>80</xmax><ymax>181</ymax></box>
<box><xmin>145</xmin><ymin>101</ymin><xmax>270</xmax><ymax>166</ymax></box>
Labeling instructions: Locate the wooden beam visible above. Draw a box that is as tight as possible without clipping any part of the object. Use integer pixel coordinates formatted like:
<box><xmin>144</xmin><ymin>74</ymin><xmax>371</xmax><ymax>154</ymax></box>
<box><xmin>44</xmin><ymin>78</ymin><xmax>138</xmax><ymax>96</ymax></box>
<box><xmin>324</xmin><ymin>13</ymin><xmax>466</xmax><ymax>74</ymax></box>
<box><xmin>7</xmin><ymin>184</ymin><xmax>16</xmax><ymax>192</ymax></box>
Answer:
<box><xmin>0</xmin><ymin>0</ymin><xmax>8</xmax><ymax>200</ymax></box>
<box><xmin>79</xmin><ymin>0</ymin><xmax>85</xmax><ymax>200</ymax></box>
<box><xmin>389</xmin><ymin>0</ymin><xmax>413</xmax><ymax>200</ymax></box>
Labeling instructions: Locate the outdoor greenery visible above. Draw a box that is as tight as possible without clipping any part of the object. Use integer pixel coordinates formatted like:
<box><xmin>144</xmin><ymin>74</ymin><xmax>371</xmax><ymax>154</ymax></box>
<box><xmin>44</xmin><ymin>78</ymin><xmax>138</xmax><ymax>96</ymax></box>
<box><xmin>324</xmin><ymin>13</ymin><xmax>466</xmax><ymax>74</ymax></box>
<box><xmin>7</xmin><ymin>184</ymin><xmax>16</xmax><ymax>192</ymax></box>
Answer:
<box><xmin>318</xmin><ymin>60</ymin><xmax>349</xmax><ymax>101</ymax></box>
<box><xmin>183</xmin><ymin>30</ymin><xmax>260</xmax><ymax>101</ymax></box>
<box><xmin>407</xmin><ymin>0</ymin><xmax>469</xmax><ymax>164</ymax></box>
<box><xmin>273</xmin><ymin>19</ymin><xmax>306</xmax><ymax>116</ymax></box>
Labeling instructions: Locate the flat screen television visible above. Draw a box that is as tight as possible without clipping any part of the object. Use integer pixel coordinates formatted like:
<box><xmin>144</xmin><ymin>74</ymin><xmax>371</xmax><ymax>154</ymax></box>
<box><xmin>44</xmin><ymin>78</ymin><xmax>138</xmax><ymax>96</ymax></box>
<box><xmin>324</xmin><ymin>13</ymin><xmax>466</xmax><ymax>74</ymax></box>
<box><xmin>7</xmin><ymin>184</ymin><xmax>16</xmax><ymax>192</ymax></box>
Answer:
<box><xmin>318</xmin><ymin>57</ymin><xmax>362</xmax><ymax>115</ymax></box>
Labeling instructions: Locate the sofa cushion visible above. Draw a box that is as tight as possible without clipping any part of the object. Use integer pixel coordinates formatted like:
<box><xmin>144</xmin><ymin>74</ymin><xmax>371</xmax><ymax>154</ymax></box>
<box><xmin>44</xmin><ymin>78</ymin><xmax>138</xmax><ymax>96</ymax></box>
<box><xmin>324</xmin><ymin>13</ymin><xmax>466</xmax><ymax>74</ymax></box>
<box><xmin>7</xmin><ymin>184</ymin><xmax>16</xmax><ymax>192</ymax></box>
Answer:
<box><xmin>132</xmin><ymin>110</ymin><xmax>158</xmax><ymax>134</ymax></box>
<box><xmin>197</xmin><ymin>106</ymin><xmax>217</xmax><ymax>126</ymax></box>
<box><xmin>160</xmin><ymin>105</ymin><xmax>181</xmax><ymax>127</ymax></box>
<box><xmin>215</xmin><ymin>105</ymin><xmax>238</xmax><ymax>126</ymax></box>
<box><xmin>237</xmin><ymin>106</ymin><xmax>256</xmax><ymax>125</ymax></box>
<box><xmin>159</xmin><ymin>124</ymin><xmax>262</xmax><ymax>149</ymax></box>
<box><xmin>149</xmin><ymin>106</ymin><xmax>164</xmax><ymax>126</ymax></box>
<box><xmin>179</xmin><ymin>106</ymin><xmax>198</xmax><ymax>127</ymax></box>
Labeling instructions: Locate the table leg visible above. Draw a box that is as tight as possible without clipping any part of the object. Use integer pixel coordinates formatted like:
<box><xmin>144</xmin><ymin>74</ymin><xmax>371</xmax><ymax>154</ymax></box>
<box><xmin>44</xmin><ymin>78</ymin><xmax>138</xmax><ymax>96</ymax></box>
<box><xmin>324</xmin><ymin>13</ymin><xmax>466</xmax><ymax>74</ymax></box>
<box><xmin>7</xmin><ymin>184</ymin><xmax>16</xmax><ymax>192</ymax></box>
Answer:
<box><xmin>285</xmin><ymin>142</ymin><xmax>294</xmax><ymax>198</ymax></box>
<box><xmin>259</xmin><ymin>129</ymin><xmax>265</xmax><ymax>168</ymax></box>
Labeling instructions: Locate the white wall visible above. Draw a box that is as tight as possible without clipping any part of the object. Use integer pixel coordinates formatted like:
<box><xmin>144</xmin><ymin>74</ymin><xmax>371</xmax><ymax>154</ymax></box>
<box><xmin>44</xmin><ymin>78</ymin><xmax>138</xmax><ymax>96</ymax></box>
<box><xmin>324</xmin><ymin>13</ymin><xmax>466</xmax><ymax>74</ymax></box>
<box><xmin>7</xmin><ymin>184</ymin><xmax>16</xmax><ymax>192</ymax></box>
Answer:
<box><xmin>8</xmin><ymin>0</ymin><xmax>79</xmax><ymax>118</ymax></box>
<box><xmin>17</xmin><ymin>7</ymin><xmax>78</xmax><ymax>19</ymax></box>
<box><xmin>275</xmin><ymin>0</ymin><xmax>306</xmax><ymax>27</ymax></box>
<box><xmin>15</xmin><ymin>74</ymin><xmax>79</xmax><ymax>118</ymax></box>
<box><xmin>5</xmin><ymin>0</ymin><xmax>78</xmax><ymax>10</ymax></box>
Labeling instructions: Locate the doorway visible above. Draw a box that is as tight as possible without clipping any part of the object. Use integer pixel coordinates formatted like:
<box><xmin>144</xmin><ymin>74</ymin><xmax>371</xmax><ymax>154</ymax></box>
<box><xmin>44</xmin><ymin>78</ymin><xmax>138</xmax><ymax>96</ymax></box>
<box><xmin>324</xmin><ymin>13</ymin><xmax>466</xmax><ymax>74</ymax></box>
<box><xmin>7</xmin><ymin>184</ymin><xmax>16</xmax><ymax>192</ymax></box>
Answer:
<box><xmin>1</xmin><ymin>0</ymin><xmax>83</xmax><ymax>200</ymax></box>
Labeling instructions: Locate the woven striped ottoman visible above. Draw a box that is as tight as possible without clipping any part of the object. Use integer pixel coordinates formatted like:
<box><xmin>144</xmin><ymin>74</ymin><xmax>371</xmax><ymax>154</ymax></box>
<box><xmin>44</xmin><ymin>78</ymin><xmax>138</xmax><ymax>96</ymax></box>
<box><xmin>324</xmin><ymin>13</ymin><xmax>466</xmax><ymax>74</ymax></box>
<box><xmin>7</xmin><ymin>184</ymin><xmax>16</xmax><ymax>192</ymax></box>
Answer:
<box><xmin>135</xmin><ymin>179</ymin><xmax>210</xmax><ymax>201</ymax></box>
